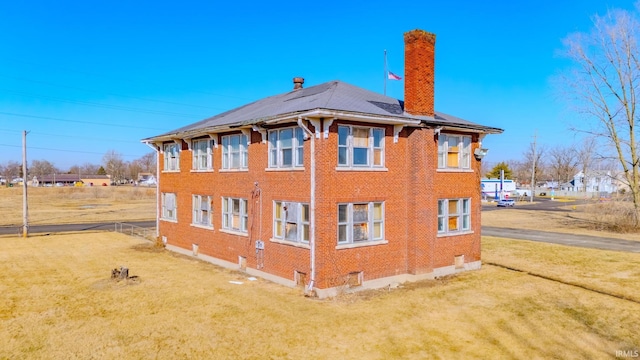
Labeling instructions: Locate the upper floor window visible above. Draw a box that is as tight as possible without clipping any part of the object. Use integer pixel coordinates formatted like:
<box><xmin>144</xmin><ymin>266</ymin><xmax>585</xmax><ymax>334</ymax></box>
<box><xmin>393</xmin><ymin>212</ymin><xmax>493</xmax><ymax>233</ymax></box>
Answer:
<box><xmin>273</xmin><ymin>201</ymin><xmax>309</xmax><ymax>243</ymax></box>
<box><xmin>163</xmin><ymin>143</ymin><xmax>180</xmax><ymax>171</ymax></box>
<box><xmin>222</xmin><ymin>197</ymin><xmax>248</xmax><ymax>233</ymax></box>
<box><xmin>338</xmin><ymin>126</ymin><xmax>384</xmax><ymax>168</ymax></box>
<box><xmin>437</xmin><ymin>198</ymin><xmax>470</xmax><ymax>234</ymax></box>
<box><xmin>438</xmin><ymin>134</ymin><xmax>471</xmax><ymax>169</ymax></box>
<box><xmin>192</xmin><ymin>195</ymin><xmax>212</xmax><ymax>228</ymax></box>
<box><xmin>192</xmin><ymin>138</ymin><xmax>213</xmax><ymax>171</ymax></box>
<box><xmin>221</xmin><ymin>134</ymin><xmax>248</xmax><ymax>170</ymax></box>
<box><xmin>338</xmin><ymin>202</ymin><xmax>384</xmax><ymax>244</ymax></box>
<box><xmin>268</xmin><ymin>127</ymin><xmax>304</xmax><ymax>168</ymax></box>
<box><xmin>161</xmin><ymin>192</ymin><xmax>177</xmax><ymax>221</ymax></box>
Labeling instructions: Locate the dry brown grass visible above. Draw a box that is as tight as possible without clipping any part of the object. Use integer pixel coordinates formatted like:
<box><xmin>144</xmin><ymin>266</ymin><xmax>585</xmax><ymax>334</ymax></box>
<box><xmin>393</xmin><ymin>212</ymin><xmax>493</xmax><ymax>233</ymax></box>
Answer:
<box><xmin>0</xmin><ymin>186</ymin><xmax>156</xmax><ymax>226</ymax></box>
<box><xmin>1</xmin><ymin>233</ymin><xmax>639</xmax><ymax>359</ymax></box>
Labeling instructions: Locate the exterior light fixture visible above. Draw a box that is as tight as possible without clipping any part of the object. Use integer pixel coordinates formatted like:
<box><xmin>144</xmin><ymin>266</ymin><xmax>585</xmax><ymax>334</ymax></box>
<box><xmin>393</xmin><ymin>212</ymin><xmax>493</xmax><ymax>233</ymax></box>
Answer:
<box><xmin>474</xmin><ymin>148</ymin><xmax>489</xmax><ymax>161</ymax></box>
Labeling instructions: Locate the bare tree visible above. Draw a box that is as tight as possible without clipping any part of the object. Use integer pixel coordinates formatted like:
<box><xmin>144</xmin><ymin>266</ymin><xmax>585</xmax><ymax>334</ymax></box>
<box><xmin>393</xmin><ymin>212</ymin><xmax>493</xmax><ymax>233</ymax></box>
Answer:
<box><xmin>562</xmin><ymin>7</ymin><xmax>640</xmax><ymax>226</ymax></box>
<box><xmin>3</xmin><ymin>161</ymin><xmax>22</xmax><ymax>180</ymax></box>
<box><xmin>103</xmin><ymin>150</ymin><xmax>125</xmax><ymax>185</ymax></box>
<box><xmin>127</xmin><ymin>160</ymin><xmax>143</xmax><ymax>182</ymax></box>
<box><xmin>548</xmin><ymin>145</ymin><xmax>578</xmax><ymax>186</ymax></box>
<box><xmin>521</xmin><ymin>143</ymin><xmax>546</xmax><ymax>187</ymax></box>
<box><xmin>81</xmin><ymin>162</ymin><xmax>100</xmax><ymax>175</ymax></box>
<box><xmin>575</xmin><ymin>137</ymin><xmax>598</xmax><ymax>192</ymax></box>
<box><xmin>138</xmin><ymin>152</ymin><xmax>157</xmax><ymax>173</ymax></box>
<box><xmin>30</xmin><ymin>160</ymin><xmax>58</xmax><ymax>179</ymax></box>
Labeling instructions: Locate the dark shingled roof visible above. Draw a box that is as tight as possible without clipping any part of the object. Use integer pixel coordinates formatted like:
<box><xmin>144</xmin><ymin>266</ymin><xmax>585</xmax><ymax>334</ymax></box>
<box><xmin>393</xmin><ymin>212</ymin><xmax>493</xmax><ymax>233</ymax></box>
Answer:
<box><xmin>144</xmin><ymin>80</ymin><xmax>502</xmax><ymax>141</ymax></box>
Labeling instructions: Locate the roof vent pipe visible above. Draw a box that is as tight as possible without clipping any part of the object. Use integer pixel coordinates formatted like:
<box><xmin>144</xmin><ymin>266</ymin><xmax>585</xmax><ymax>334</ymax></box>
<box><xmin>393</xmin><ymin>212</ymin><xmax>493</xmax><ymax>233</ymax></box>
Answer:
<box><xmin>293</xmin><ymin>77</ymin><xmax>304</xmax><ymax>90</ymax></box>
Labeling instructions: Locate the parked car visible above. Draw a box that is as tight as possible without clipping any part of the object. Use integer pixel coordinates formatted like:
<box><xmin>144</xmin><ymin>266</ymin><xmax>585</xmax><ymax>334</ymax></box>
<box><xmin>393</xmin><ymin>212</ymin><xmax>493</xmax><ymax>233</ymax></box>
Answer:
<box><xmin>497</xmin><ymin>199</ymin><xmax>515</xmax><ymax>207</ymax></box>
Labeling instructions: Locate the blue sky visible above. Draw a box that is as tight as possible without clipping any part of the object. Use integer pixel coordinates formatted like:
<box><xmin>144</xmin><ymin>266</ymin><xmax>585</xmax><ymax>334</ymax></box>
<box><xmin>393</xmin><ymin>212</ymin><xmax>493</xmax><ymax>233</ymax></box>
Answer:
<box><xmin>0</xmin><ymin>0</ymin><xmax>635</xmax><ymax>170</ymax></box>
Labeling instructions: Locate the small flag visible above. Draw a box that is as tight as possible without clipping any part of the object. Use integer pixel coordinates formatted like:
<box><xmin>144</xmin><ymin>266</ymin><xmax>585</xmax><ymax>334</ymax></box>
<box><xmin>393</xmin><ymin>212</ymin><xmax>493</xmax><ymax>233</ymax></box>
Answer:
<box><xmin>388</xmin><ymin>71</ymin><xmax>402</xmax><ymax>80</ymax></box>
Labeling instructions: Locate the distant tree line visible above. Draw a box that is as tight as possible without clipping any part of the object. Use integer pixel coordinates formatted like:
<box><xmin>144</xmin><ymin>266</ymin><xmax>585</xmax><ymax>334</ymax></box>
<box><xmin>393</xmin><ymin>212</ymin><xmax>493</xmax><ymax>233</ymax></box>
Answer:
<box><xmin>484</xmin><ymin>138</ymin><xmax>617</xmax><ymax>190</ymax></box>
<box><xmin>0</xmin><ymin>150</ymin><xmax>156</xmax><ymax>184</ymax></box>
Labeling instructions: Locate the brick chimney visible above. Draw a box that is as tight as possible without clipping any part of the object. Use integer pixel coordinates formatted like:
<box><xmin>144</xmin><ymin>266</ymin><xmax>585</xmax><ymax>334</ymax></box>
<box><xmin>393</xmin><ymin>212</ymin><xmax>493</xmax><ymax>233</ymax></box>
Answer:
<box><xmin>404</xmin><ymin>29</ymin><xmax>436</xmax><ymax>117</ymax></box>
<box><xmin>293</xmin><ymin>77</ymin><xmax>304</xmax><ymax>90</ymax></box>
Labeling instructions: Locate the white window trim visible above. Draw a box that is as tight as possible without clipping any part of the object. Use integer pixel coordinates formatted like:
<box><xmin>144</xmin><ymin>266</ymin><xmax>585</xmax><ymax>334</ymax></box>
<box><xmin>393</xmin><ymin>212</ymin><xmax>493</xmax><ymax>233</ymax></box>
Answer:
<box><xmin>191</xmin><ymin>138</ymin><xmax>214</xmax><ymax>172</ymax></box>
<box><xmin>162</xmin><ymin>143</ymin><xmax>180</xmax><ymax>172</ymax></box>
<box><xmin>268</xmin><ymin>127</ymin><xmax>305</xmax><ymax>169</ymax></box>
<box><xmin>437</xmin><ymin>198</ymin><xmax>472</xmax><ymax>235</ymax></box>
<box><xmin>161</xmin><ymin>192</ymin><xmax>177</xmax><ymax>222</ymax></box>
<box><xmin>221</xmin><ymin>134</ymin><xmax>248</xmax><ymax>170</ymax></box>
<box><xmin>337</xmin><ymin>202</ymin><xmax>385</xmax><ymax>245</ymax></box>
<box><xmin>437</xmin><ymin>134</ymin><xmax>472</xmax><ymax>170</ymax></box>
<box><xmin>272</xmin><ymin>201</ymin><xmax>310</xmax><ymax>244</ymax></box>
<box><xmin>222</xmin><ymin>197</ymin><xmax>248</xmax><ymax>233</ymax></box>
<box><xmin>337</xmin><ymin>125</ymin><xmax>385</xmax><ymax>169</ymax></box>
<box><xmin>192</xmin><ymin>194</ymin><xmax>213</xmax><ymax>229</ymax></box>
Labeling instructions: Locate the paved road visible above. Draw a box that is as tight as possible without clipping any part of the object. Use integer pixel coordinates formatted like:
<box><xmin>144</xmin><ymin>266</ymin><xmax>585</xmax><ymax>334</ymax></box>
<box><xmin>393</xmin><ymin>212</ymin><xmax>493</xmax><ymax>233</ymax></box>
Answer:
<box><xmin>0</xmin><ymin>221</ymin><xmax>156</xmax><ymax>236</ymax></box>
<box><xmin>482</xmin><ymin>198</ymin><xmax>640</xmax><ymax>253</ymax></box>
<box><xmin>482</xmin><ymin>226</ymin><xmax>640</xmax><ymax>253</ymax></box>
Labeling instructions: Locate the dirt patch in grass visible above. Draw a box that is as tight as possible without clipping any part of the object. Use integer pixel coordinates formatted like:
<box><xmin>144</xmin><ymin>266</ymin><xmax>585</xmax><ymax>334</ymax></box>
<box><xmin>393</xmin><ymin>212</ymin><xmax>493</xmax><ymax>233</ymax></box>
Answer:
<box><xmin>1</xmin><ymin>233</ymin><xmax>638</xmax><ymax>359</ymax></box>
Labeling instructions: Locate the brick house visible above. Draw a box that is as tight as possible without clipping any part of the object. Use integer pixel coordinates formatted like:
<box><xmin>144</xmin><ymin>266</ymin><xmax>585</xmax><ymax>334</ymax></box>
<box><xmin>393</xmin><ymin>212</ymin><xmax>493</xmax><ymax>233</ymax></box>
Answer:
<box><xmin>143</xmin><ymin>29</ymin><xmax>503</xmax><ymax>298</ymax></box>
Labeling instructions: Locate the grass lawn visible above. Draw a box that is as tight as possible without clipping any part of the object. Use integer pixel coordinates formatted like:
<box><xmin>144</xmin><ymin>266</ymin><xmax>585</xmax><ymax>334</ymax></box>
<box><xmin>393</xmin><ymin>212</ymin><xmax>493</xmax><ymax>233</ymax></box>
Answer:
<box><xmin>1</xmin><ymin>233</ymin><xmax>639</xmax><ymax>359</ymax></box>
<box><xmin>0</xmin><ymin>186</ymin><xmax>156</xmax><ymax>227</ymax></box>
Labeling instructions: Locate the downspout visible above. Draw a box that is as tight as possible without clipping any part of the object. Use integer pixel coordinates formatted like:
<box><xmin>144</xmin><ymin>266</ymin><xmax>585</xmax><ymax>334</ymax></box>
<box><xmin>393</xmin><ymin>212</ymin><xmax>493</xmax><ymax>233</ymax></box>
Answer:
<box><xmin>144</xmin><ymin>141</ymin><xmax>160</xmax><ymax>239</ymax></box>
<box><xmin>297</xmin><ymin>116</ymin><xmax>316</xmax><ymax>295</ymax></box>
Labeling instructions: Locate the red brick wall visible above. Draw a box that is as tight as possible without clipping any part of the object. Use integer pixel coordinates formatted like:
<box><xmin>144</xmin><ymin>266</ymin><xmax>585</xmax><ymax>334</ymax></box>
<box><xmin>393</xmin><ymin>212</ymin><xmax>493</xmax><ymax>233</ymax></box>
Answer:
<box><xmin>157</xmin><ymin>121</ymin><xmax>482</xmax><ymax>290</ymax></box>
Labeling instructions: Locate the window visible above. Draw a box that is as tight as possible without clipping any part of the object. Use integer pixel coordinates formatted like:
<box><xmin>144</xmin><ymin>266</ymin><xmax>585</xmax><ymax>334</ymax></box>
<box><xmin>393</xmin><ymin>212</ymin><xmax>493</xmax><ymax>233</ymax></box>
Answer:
<box><xmin>337</xmin><ymin>202</ymin><xmax>384</xmax><ymax>244</ymax></box>
<box><xmin>437</xmin><ymin>198</ymin><xmax>471</xmax><ymax>234</ymax></box>
<box><xmin>438</xmin><ymin>134</ymin><xmax>471</xmax><ymax>169</ymax></box>
<box><xmin>163</xmin><ymin>143</ymin><xmax>180</xmax><ymax>171</ymax></box>
<box><xmin>268</xmin><ymin>127</ymin><xmax>304</xmax><ymax>168</ymax></box>
<box><xmin>221</xmin><ymin>134</ymin><xmax>248</xmax><ymax>170</ymax></box>
<box><xmin>192</xmin><ymin>138</ymin><xmax>213</xmax><ymax>170</ymax></box>
<box><xmin>161</xmin><ymin>192</ymin><xmax>177</xmax><ymax>220</ymax></box>
<box><xmin>222</xmin><ymin>197</ymin><xmax>248</xmax><ymax>232</ymax></box>
<box><xmin>192</xmin><ymin>195</ymin><xmax>212</xmax><ymax>227</ymax></box>
<box><xmin>273</xmin><ymin>201</ymin><xmax>309</xmax><ymax>243</ymax></box>
<box><xmin>338</xmin><ymin>126</ymin><xmax>384</xmax><ymax>168</ymax></box>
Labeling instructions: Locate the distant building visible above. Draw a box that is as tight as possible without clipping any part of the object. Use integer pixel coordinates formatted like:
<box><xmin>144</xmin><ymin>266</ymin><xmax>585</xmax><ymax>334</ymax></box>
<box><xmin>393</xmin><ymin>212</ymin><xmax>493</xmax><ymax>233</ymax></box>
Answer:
<box><xmin>33</xmin><ymin>174</ymin><xmax>111</xmax><ymax>187</ymax></box>
<box><xmin>568</xmin><ymin>170</ymin><xmax>617</xmax><ymax>193</ymax></box>
<box><xmin>481</xmin><ymin>178</ymin><xmax>516</xmax><ymax>199</ymax></box>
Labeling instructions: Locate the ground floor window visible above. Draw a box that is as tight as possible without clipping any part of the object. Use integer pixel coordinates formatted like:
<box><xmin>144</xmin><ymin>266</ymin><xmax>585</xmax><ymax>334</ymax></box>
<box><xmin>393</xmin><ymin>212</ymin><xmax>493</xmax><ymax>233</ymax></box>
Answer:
<box><xmin>273</xmin><ymin>201</ymin><xmax>309</xmax><ymax>243</ymax></box>
<box><xmin>222</xmin><ymin>197</ymin><xmax>248</xmax><ymax>232</ymax></box>
<box><xmin>192</xmin><ymin>195</ymin><xmax>212</xmax><ymax>227</ymax></box>
<box><xmin>161</xmin><ymin>192</ymin><xmax>177</xmax><ymax>220</ymax></box>
<box><xmin>338</xmin><ymin>202</ymin><xmax>384</xmax><ymax>244</ymax></box>
<box><xmin>438</xmin><ymin>198</ymin><xmax>470</xmax><ymax>234</ymax></box>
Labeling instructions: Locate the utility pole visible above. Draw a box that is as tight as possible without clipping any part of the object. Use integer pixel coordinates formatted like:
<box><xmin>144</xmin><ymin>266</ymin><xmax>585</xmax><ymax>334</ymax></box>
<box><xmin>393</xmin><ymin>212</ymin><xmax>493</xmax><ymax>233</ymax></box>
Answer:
<box><xmin>22</xmin><ymin>130</ymin><xmax>29</xmax><ymax>238</ymax></box>
<box><xmin>530</xmin><ymin>131</ymin><xmax>537</xmax><ymax>203</ymax></box>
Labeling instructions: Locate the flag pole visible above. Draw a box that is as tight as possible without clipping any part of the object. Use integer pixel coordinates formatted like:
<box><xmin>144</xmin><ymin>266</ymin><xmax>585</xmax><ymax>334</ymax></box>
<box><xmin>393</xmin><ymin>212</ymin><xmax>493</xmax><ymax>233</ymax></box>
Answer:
<box><xmin>384</xmin><ymin>49</ymin><xmax>387</xmax><ymax>96</ymax></box>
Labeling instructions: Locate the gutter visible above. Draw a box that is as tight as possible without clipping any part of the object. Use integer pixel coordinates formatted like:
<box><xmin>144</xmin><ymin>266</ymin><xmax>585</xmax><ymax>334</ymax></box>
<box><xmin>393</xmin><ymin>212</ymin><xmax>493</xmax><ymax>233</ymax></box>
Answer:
<box><xmin>297</xmin><ymin>116</ymin><xmax>316</xmax><ymax>295</ymax></box>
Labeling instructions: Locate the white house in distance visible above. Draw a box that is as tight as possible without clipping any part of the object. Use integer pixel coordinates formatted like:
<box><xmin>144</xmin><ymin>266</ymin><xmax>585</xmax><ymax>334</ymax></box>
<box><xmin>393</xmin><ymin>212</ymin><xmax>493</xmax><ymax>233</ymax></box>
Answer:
<box><xmin>567</xmin><ymin>170</ymin><xmax>617</xmax><ymax>194</ymax></box>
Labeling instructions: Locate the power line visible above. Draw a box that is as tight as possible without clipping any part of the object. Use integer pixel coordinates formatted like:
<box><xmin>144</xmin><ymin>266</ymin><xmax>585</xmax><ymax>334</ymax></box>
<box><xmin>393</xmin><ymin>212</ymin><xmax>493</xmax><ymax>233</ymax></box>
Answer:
<box><xmin>0</xmin><ymin>128</ymin><xmax>141</xmax><ymax>144</ymax></box>
<box><xmin>2</xmin><ymin>58</ymin><xmax>251</xmax><ymax>101</ymax></box>
<box><xmin>0</xmin><ymin>112</ymin><xmax>169</xmax><ymax>131</ymax></box>
<box><xmin>0</xmin><ymin>143</ymin><xmax>147</xmax><ymax>159</ymax></box>
<box><xmin>0</xmin><ymin>74</ymin><xmax>234</xmax><ymax>112</ymax></box>
<box><xmin>1</xmin><ymin>89</ymin><xmax>208</xmax><ymax>118</ymax></box>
